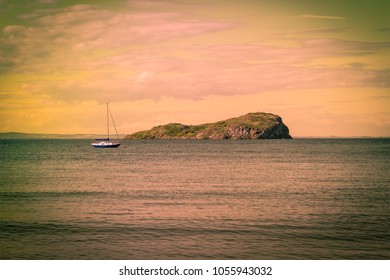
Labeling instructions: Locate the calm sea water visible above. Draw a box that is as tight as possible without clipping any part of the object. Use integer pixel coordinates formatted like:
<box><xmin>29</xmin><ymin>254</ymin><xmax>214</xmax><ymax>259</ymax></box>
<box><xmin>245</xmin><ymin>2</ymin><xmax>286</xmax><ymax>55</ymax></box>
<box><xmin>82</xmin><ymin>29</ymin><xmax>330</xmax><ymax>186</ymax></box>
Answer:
<box><xmin>0</xmin><ymin>139</ymin><xmax>389</xmax><ymax>259</ymax></box>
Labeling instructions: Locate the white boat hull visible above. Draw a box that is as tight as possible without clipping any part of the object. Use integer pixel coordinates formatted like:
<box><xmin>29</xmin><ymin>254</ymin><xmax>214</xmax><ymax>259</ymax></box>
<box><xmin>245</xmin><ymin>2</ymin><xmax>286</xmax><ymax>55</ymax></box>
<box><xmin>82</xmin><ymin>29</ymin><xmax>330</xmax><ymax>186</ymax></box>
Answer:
<box><xmin>91</xmin><ymin>141</ymin><xmax>120</xmax><ymax>148</ymax></box>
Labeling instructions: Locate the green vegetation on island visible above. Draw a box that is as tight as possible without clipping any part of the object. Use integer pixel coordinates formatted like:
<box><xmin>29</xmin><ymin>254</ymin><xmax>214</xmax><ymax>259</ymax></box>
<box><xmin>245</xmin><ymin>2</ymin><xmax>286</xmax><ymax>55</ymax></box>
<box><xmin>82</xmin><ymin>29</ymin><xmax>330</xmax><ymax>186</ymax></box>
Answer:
<box><xmin>125</xmin><ymin>112</ymin><xmax>292</xmax><ymax>139</ymax></box>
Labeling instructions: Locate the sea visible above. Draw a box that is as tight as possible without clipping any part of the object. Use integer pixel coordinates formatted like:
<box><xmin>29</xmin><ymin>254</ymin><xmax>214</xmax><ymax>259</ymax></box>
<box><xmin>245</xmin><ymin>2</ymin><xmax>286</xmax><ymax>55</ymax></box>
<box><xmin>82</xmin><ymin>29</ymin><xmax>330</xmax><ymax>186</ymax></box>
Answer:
<box><xmin>0</xmin><ymin>138</ymin><xmax>389</xmax><ymax>260</ymax></box>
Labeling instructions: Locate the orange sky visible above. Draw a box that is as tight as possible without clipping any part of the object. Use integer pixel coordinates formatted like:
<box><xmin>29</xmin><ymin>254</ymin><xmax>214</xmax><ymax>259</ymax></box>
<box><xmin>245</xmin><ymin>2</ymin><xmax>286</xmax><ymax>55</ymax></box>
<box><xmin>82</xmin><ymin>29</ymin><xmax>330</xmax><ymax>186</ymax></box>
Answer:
<box><xmin>0</xmin><ymin>0</ymin><xmax>389</xmax><ymax>136</ymax></box>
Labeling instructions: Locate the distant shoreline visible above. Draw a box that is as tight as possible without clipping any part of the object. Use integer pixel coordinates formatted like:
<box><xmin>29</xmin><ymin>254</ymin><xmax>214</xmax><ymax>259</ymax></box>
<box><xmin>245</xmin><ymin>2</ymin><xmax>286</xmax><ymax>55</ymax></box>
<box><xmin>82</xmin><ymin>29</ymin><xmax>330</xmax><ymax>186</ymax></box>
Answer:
<box><xmin>0</xmin><ymin>132</ymin><xmax>389</xmax><ymax>140</ymax></box>
<box><xmin>0</xmin><ymin>132</ymin><xmax>126</xmax><ymax>140</ymax></box>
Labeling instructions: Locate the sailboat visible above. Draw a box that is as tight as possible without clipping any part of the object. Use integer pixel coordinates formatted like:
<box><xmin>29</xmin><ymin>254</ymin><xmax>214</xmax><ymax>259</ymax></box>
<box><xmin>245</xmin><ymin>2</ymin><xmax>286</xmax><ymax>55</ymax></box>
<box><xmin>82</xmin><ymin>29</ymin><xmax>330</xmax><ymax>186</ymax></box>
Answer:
<box><xmin>91</xmin><ymin>103</ymin><xmax>121</xmax><ymax>148</ymax></box>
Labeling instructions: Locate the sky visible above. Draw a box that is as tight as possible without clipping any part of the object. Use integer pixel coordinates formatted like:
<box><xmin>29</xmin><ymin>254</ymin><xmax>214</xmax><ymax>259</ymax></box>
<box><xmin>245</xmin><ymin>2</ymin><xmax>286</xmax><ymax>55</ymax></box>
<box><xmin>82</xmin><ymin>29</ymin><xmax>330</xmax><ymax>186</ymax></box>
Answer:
<box><xmin>0</xmin><ymin>0</ymin><xmax>389</xmax><ymax>137</ymax></box>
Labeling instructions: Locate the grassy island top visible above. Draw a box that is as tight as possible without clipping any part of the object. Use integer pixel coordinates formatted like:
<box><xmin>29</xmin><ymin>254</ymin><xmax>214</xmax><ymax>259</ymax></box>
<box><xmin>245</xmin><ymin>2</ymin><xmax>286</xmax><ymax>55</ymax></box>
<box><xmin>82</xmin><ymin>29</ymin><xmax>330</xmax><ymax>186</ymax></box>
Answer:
<box><xmin>125</xmin><ymin>112</ymin><xmax>292</xmax><ymax>140</ymax></box>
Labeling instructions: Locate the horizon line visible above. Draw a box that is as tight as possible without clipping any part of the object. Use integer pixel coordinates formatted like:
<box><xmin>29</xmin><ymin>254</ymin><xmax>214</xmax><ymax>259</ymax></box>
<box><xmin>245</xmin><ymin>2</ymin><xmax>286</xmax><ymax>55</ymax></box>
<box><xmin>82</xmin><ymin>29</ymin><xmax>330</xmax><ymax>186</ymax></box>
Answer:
<box><xmin>1</xmin><ymin>132</ymin><xmax>389</xmax><ymax>139</ymax></box>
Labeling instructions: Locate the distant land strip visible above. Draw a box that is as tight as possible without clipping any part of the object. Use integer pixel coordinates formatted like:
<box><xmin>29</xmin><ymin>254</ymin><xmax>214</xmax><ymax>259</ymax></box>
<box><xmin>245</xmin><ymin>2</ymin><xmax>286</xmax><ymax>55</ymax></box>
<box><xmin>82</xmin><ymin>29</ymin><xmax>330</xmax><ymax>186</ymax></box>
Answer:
<box><xmin>0</xmin><ymin>132</ymin><xmax>126</xmax><ymax>139</ymax></box>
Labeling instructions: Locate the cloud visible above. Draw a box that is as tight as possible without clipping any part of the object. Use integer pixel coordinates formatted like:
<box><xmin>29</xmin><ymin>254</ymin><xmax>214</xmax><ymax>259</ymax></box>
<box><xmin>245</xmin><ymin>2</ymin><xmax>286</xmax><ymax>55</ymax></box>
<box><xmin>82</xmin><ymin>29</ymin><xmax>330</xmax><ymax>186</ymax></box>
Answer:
<box><xmin>128</xmin><ymin>0</ymin><xmax>182</xmax><ymax>10</ymax></box>
<box><xmin>300</xmin><ymin>14</ymin><xmax>346</xmax><ymax>20</ymax></box>
<box><xmin>0</xmin><ymin>2</ymin><xmax>233</xmax><ymax>76</ymax></box>
<box><xmin>299</xmin><ymin>38</ymin><xmax>390</xmax><ymax>56</ymax></box>
<box><xmin>37</xmin><ymin>0</ymin><xmax>58</xmax><ymax>4</ymax></box>
<box><xmin>374</xmin><ymin>27</ymin><xmax>390</xmax><ymax>32</ymax></box>
<box><xmin>290</xmin><ymin>27</ymin><xmax>346</xmax><ymax>35</ymax></box>
<box><xmin>369</xmin><ymin>95</ymin><xmax>390</xmax><ymax>100</ymax></box>
<box><xmin>19</xmin><ymin>41</ymin><xmax>390</xmax><ymax>103</ymax></box>
<box><xmin>1</xmin><ymin>2</ymin><xmax>390</xmax><ymax>104</ymax></box>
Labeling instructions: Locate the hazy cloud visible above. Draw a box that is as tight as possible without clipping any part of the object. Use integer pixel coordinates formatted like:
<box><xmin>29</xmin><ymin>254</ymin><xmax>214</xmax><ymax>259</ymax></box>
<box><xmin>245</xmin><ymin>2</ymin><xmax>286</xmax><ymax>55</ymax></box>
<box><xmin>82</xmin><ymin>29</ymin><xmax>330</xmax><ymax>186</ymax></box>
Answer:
<box><xmin>19</xmin><ymin>40</ymin><xmax>390</xmax><ymax>103</ymax></box>
<box><xmin>300</xmin><ymin>14</ymin><xmax>346</xmax><ymax>21</ymax></box>
<box><xmin>1</xmin><ymin>1</ymin><xmax>389</xmax><ymax>104</ymax></box>
<box><xmin>291</xmin><ymin>27</ymin><xmax>346</xmax><ymax>35</ymax></box>
<box><xmin>374</xmin><ymin>27</ymin><xmax>390</xmax><ymax>32</ymax></box>
<box><xmin>37</xmin><ymin>0</ymin><xmax>58</xmax><ymax>4</ymax></box>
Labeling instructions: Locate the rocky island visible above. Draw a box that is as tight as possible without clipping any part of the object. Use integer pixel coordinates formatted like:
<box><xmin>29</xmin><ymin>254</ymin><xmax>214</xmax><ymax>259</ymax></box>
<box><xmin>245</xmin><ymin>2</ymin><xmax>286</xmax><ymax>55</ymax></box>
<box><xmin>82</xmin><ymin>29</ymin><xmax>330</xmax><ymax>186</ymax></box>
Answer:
<box><xmin>125</xmin><ymin>112</ymin><xmax>292</xmax><ymax>139</ymax></box>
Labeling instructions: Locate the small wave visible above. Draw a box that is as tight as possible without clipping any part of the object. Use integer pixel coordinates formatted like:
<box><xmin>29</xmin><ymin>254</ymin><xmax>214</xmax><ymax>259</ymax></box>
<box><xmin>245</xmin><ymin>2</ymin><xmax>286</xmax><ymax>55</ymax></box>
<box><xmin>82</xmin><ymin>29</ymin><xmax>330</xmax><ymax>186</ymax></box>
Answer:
<box><xmin>0</xmin><ymin>191</ymin><xmax>107</xmax><ymax>200</ymax></box>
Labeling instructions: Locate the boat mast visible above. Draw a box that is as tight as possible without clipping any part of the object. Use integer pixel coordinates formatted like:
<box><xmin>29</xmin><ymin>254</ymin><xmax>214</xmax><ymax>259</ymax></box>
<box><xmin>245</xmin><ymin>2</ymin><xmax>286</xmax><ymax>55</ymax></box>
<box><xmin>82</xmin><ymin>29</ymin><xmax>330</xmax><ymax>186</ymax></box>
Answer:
<box><xmin>106</xmin><ymin>102</ymin><xmax>109</xmax><ymax>140</ymax></box>
<box><xmin>108</xmin><ymin>105</ymin><xmax>120</xmax><ymax>141</ymax></box>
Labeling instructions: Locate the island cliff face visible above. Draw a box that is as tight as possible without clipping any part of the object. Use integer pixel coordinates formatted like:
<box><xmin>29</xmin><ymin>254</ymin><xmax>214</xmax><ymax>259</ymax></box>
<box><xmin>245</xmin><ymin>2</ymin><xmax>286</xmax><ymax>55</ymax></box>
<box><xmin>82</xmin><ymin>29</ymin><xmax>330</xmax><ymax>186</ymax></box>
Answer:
<box><xmin>124</xmin><ymin>112</ymin><xmax>292</xmax><ymax>140</ymax></box>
